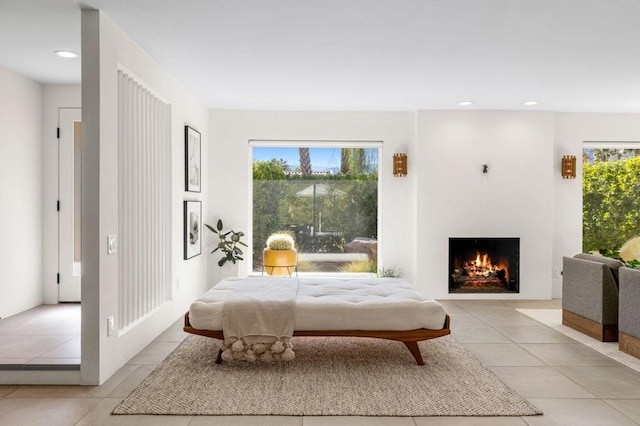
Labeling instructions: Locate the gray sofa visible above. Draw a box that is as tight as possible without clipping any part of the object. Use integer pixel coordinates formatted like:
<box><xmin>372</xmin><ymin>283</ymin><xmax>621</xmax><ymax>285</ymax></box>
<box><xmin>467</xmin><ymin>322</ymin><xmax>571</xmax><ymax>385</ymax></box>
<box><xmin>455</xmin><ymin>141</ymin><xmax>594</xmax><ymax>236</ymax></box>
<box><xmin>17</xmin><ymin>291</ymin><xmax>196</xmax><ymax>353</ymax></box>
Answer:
<box><xmin>619</xmin><ymin>267</ymin><xmax>640</xmax><ymax>358</ymax></box>
<box><xmin>562</xmin><ymin>253</ymin><xmax>623</xmax><ymax>342</ymax></box>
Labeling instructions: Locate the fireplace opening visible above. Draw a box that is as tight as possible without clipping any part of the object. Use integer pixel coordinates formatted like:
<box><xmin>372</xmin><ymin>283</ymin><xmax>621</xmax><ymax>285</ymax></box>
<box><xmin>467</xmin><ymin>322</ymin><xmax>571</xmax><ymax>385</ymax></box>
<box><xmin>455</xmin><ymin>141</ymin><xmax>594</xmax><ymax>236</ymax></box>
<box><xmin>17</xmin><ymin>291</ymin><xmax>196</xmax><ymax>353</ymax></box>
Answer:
<box><xmin>449</xmin><ymin>238</ymin><xmax>519</xmax><ymax>293</ymax></box>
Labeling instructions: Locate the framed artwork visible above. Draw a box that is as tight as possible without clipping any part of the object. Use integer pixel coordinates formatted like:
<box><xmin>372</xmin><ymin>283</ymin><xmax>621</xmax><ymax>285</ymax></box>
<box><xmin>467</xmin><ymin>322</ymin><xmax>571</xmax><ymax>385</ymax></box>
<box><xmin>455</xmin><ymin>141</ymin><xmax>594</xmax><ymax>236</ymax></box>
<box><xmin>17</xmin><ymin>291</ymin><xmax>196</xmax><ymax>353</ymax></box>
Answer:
<box><xmin>184</xmin><ymin>200</ymin><xmax>202</xmax><ymax>259</ymax></box>
<box><xmin>185</xmin><ymin>125</ymin><xmax>201</xmax><ymax>192</ymax></box>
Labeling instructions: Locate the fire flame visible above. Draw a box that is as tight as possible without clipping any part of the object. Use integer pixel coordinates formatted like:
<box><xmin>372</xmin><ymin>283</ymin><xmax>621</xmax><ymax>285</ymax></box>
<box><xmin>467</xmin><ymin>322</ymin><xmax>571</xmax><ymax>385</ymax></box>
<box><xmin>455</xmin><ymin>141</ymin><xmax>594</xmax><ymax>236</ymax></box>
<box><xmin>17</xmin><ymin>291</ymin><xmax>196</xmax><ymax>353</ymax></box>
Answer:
<box><xmin>464</xmin><ymin>251</ymin><xmax>509</xmax><ymax>282</ymax></box>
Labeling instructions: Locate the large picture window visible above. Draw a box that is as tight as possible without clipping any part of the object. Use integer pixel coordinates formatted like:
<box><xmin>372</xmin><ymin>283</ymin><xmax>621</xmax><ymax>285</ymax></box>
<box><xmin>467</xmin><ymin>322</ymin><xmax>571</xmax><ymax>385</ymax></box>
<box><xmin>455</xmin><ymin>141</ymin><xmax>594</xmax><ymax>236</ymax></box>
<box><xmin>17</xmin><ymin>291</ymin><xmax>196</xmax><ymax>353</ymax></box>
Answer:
<box><xmin>252</xmin><ymin>143</ymin><xmax>379</xmax><ymax>274</ymax></box>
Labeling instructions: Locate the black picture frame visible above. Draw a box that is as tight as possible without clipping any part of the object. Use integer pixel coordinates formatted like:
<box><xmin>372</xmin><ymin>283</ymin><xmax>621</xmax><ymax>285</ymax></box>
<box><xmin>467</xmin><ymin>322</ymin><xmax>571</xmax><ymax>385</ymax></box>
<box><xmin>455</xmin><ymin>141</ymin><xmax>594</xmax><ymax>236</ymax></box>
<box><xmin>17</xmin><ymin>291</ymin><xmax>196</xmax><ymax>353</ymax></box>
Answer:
<box><xmin>184</xmin><ymin>200</ymin><xmax>202</xmax><ymax>259</ymax></box>
<box><xmin>185</xmin><ymin>125</ymin><xmax>201</xmax><ymax>192</ymax></box>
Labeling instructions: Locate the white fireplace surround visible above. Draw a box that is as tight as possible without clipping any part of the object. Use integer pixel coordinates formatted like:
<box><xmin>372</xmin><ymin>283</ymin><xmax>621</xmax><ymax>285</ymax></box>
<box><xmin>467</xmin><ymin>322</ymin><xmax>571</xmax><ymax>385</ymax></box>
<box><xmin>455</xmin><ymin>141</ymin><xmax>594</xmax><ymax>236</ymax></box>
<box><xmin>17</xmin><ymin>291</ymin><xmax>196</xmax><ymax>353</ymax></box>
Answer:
<box><xmin>416</xmin><ymin>111</ymin><xmax>554</xmax><ymax>300</ymax></box>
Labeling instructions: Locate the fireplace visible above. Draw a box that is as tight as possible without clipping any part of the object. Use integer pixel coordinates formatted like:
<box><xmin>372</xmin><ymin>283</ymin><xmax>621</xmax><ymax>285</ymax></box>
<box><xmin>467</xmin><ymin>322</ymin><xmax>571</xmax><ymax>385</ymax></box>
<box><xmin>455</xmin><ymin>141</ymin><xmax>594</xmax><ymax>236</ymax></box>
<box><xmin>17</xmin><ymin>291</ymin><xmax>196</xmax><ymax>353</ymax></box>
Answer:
<box><xmin>449</xmin><ymin>238</ymin><xmax>519</xmax><ymax>293</ymax></box>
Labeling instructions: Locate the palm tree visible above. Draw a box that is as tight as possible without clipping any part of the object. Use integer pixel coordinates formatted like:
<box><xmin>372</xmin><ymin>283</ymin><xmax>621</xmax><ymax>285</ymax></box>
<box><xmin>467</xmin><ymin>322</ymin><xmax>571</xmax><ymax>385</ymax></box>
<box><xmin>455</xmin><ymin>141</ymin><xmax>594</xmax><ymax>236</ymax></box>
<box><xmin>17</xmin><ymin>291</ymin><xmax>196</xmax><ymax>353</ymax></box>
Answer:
<box><xmin>299</xmin><ymin>148</ymin><xmax>312</xmax><ymax>175</ymax></box>
<box><xmin>593</xmin><ymin>149</ymin><xmax>611</xmax><ymax>163</ymax></box>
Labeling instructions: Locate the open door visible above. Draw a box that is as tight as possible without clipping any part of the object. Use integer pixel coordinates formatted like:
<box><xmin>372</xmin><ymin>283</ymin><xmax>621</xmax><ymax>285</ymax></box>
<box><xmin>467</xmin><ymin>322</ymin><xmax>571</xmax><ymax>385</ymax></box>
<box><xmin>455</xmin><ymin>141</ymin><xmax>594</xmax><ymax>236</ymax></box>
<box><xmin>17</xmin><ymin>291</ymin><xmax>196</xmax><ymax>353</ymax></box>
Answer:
<box><xmin>59</xmin><ymin>108</ymin><xmax>82</xmax><ymax>302</ymax></box>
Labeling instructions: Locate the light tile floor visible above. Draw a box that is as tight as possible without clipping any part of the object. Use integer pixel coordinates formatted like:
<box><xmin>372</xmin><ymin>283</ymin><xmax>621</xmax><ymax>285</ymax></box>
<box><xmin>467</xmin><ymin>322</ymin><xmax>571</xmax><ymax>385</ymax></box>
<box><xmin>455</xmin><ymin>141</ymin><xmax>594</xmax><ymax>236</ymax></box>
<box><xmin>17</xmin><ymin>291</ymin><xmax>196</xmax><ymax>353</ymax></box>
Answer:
<box><xmin>1</xmin><ymin>299</ymin><xmax>640</xmax><ymax>425</ymax></box>
<box><xmin>0</xmin><ymin>304</ymin><xmax>80</xmax><ymax>365</ymax></box>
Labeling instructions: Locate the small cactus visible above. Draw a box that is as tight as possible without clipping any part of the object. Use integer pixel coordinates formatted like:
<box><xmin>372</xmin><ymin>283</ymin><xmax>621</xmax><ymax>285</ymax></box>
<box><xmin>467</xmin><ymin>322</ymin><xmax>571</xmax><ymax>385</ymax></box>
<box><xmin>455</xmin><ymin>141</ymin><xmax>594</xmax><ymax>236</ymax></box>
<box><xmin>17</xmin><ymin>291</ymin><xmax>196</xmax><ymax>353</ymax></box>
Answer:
<box><xmin>267</xmin><ymin>233</ymin><xmax>295</xmax><ymax>250</ymax></box>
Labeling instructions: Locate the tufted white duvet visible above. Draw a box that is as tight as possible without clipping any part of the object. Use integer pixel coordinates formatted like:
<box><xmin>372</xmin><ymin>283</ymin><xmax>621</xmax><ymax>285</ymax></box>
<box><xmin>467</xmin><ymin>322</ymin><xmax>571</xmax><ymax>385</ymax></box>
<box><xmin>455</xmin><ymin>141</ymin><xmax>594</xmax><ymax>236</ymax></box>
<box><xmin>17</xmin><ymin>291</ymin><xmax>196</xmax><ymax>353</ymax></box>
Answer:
<box><xmin>189</xmin><ymin>277</ymin><xmax>447</xmax><ymax>332</ymax></box>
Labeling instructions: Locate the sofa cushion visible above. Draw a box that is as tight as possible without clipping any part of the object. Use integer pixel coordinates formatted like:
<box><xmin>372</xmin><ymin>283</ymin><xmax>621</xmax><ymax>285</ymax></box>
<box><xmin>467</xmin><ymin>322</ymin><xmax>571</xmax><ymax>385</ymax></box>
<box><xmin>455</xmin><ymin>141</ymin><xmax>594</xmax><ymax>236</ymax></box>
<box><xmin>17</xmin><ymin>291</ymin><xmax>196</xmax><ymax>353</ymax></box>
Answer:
<box><xmin>574</xmin><ymin>253</ymin><xmax>624</xmax><ymax>283</ymax></box>
<box><xmin>619</xmin><ymin>267</ymin><xmax>640</xmax><ymax>337</ymax></box>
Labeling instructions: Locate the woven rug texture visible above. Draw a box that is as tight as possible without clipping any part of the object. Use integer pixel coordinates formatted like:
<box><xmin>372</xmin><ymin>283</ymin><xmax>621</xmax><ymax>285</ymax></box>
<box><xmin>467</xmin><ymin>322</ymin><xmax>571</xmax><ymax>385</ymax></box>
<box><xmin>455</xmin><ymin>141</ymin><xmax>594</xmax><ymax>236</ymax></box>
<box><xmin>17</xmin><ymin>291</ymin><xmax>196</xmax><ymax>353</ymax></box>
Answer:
<box><xmin>113</xmin><ymin>335</ymin><xmax>541</xmax><ymax>416</ymax></box>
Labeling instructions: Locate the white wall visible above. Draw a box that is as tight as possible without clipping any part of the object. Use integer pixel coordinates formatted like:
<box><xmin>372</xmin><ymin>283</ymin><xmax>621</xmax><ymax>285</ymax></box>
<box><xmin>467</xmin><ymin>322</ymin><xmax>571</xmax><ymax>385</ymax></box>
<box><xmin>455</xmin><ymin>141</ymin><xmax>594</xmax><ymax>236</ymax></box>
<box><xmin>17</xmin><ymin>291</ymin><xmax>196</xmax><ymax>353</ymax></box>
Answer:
<box><xmin>208</xmin><ymin>110</ymin><xmax>418</xmax><ymax>286</ymax></box>
<box><xmin>207</xmin><ymin>109</ymin><xmax>560</xmax><ymax>300</ymax></box>
<box><xmin>207</xmin><ymin>108</ymin><xmax>640</xmax><ymax>303</ymax></box>
<box><xmin>416</xmin><ymin>111</ymin><xmax>555</xmax><ymax>299</ymax></box>
<box><xmin>81</xmin><ymin>10</ymin><xmax>209</xmax><ymax>384</ymax></box>
<box><xmin>42</xmin><ymin>85</ymin><xmax>81</xmax><ymax>304</ymax></box>
<box><xmin>552</xmin><ymin>112</ymin><xmax>640</xmax><ymax>297</ymax></box>
<box><xmin>0</xmin><ymin>66</ymin><xmax>43</xmax><ymax>318</ymax></box>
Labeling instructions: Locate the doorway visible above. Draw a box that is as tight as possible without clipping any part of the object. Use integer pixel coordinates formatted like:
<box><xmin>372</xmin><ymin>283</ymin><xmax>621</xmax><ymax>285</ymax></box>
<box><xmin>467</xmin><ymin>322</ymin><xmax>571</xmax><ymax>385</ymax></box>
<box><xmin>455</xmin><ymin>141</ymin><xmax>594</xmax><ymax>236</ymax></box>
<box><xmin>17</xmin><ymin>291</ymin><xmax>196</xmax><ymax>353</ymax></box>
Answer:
<box><xmin>0</xmin><ymin>110</ymin><xmax>83</xmax><ymax>367</ymax></box>
<box><xmin>58</xmin><ymin>108</ymin><xmax>81</xmax><ymax>302</ymax></box>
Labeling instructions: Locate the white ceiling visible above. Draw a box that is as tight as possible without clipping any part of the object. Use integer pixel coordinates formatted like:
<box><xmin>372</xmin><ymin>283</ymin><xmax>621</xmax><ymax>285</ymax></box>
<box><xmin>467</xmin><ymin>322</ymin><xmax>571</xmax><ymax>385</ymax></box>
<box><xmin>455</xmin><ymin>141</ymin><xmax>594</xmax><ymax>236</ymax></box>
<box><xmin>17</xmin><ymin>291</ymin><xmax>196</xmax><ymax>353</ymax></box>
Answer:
<box><xmin>2</xmin><ymin>0</ymin><xmax>640</xmax><ymax>112</ymax></box>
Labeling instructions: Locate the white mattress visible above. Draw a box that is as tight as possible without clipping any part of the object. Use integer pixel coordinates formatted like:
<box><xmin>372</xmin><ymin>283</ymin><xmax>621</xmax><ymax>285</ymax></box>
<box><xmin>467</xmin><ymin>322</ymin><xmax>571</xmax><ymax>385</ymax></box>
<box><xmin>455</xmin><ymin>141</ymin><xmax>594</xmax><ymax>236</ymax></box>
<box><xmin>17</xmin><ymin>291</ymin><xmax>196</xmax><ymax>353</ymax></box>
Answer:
<box><xmin>189</xmin><ymin>277</ymin><xmax>447</xmax><ymax>331</ymax></box>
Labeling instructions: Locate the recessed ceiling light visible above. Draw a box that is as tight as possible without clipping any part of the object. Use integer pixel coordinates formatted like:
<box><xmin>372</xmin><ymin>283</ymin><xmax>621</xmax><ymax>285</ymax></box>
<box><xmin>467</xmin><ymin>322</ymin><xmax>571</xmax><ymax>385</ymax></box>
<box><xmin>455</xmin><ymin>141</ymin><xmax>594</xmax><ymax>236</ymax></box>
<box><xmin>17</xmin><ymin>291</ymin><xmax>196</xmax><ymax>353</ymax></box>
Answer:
<box><xmin>54</xmin><ymin>50</ymin><xmax>78</xmax><ymax>58</ymax></box>
<box><xmin>458</xmin><ymin>101</ymin><xmax>473</xmax><ymax>106</ymax></box>
<box><xmin>523</xmin><ymin>100</ymin><xmax>538</xmax><ymax>106</ymax></box>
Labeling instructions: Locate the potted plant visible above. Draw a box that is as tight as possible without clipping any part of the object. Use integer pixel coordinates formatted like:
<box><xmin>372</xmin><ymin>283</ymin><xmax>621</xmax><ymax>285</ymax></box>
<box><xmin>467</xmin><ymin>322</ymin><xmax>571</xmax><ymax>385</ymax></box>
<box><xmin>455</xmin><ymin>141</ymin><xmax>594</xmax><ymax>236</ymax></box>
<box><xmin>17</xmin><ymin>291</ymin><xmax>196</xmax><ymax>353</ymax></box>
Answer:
<box><xmin>263</xmin><ymin>232</ymin><xmax>297</xmax><ymax>276</ymax></box>
<box><xmin>620</xmin><ymin>236</ymin><xmax>640</xmax><ymax>268</ymax></box>
<box><xmin>599</xmin><ymin>236</ymin><xmax>640</xmax><ymax>268</ymax></box>
<box><xmin>205</xmin><ymin>219</ymin><xmax>247</xmax><ymax>267</ymax></box>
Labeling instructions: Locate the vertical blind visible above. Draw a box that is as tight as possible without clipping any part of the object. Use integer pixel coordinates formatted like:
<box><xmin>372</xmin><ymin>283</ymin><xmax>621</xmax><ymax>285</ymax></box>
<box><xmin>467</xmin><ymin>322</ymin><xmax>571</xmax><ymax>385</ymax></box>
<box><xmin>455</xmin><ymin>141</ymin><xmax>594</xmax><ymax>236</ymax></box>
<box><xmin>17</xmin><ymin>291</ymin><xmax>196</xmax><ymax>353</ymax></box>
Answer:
<box><xmin>117</xmin><ymin>70</ymin><xmax>172</xmax><ymax>330</ymax></box>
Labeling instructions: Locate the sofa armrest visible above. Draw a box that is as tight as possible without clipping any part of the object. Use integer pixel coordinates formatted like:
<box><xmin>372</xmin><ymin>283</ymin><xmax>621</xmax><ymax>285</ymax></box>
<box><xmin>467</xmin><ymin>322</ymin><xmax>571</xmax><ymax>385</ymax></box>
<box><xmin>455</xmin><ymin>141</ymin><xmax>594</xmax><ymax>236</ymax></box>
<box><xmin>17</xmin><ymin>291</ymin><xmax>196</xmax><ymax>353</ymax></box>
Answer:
<box><xmin>619</xmin><ymin>267</ymin><xmax>640</xmax><ymax>337</ymax></box>
<box><xmin>562</xmin><ymin>256</ymin><xmax>619</xmax><ymax>324</ymax></box>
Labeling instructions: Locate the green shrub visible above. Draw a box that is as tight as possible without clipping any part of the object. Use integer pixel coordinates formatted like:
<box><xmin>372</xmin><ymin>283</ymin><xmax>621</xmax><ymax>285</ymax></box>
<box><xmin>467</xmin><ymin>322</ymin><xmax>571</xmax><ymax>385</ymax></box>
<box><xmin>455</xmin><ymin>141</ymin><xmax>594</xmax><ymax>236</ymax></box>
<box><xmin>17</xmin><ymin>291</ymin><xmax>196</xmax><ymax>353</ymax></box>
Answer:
<box><xmin>296</xmin><ymin>260</ymin><xmax>319</xmax><ymax>272</ymax></box>
<box><xmin>376</xmin><ymin>267</ymin><xmax>400</xmax><ymax>278</ymax></box>
<box><xmin>339</xmin><ymin>260</ymin><xmax>377</xmax><ymax>273</ymax></box>
<box><xmin>583</xmin><ymin>156</ymin><xmax>640</xmax><ymax>253</ymax></box>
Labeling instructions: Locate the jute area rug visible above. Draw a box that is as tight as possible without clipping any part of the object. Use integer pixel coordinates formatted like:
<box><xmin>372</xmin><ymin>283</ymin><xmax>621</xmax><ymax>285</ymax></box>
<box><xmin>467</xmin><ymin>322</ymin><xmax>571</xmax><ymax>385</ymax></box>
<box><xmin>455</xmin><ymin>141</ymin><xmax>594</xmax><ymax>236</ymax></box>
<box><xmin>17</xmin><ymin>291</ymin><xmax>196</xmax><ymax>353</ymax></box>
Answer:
<box><xmin>113</xmin><ymin>335</ymin><xmax>541</xmax><ymax>417</ymax></box>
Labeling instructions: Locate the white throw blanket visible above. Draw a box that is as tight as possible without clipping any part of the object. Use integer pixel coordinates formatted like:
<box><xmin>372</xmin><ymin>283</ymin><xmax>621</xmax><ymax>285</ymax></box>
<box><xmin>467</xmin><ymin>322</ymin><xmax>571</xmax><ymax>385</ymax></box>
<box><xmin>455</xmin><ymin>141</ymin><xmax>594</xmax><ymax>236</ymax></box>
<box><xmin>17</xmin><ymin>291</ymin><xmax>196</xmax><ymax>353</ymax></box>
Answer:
<box><xmin>221</xmin><ymin>277</ymin><xmax>298</xmax><ymax>362</ymax></box>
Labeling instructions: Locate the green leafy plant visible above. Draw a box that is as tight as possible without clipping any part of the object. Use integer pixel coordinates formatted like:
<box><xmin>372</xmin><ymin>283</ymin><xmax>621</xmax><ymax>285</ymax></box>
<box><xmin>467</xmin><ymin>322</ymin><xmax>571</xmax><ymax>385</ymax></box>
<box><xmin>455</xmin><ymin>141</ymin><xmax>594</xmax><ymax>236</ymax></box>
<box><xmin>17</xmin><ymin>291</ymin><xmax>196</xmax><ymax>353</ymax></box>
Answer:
<box><xmin>205</xmin><ymin>219</ymin><xmax>247</xmax><ymax>267</ymax></box>
<box><xmin>376</xmin><ymin>267</ymin><xmax>401</xmax><ymax>278</ymax></box>
<box><xmin>626</xmin><ymin>259</ymin><xmax>640</xmax><ymax>268</ymax></box>
<box><xmin>599</xmin><ymin>248</ymin><xmax>640</xmax><ymax>268</ymax></box>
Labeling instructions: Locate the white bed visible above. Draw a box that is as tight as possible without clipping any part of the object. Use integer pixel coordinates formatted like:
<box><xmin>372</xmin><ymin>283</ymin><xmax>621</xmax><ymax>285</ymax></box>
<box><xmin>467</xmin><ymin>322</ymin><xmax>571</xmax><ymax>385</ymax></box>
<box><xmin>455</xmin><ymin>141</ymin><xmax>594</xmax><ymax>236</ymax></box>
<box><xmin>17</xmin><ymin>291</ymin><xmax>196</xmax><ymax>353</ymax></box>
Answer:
<box><xmin>185</xmin><ymin>276</ymin><xmax>450</xmax><ymax>365</ymax></box>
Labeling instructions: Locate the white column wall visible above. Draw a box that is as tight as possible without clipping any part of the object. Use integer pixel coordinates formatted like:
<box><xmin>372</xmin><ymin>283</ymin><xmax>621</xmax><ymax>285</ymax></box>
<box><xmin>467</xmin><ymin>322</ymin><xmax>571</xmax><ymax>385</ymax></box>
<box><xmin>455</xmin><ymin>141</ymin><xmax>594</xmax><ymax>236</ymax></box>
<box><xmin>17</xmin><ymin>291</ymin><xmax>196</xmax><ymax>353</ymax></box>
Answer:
<box><xmin>416</xmin><ymin>110</ymin><xmax>555</xmax><ymax>299</ymax></box>
<box><xmin>81</xmin><ymin>10</ymin><xmax>209</xmax><ymax>384</ymax></box>
<box><xmin>0</xmin><ymin>66</ymin><xmax>43</xmax><ymax>318</ymax></box>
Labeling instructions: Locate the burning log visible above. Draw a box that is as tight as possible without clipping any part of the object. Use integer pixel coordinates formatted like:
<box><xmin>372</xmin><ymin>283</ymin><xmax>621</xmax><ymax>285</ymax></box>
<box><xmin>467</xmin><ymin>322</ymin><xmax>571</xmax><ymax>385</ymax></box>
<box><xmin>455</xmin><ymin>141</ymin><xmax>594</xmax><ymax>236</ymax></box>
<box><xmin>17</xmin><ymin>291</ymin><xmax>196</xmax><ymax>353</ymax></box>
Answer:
<box><xmin>451</xmin><ymin>251</ymin><xmax>509</xmax><ymax>288</ymax></box>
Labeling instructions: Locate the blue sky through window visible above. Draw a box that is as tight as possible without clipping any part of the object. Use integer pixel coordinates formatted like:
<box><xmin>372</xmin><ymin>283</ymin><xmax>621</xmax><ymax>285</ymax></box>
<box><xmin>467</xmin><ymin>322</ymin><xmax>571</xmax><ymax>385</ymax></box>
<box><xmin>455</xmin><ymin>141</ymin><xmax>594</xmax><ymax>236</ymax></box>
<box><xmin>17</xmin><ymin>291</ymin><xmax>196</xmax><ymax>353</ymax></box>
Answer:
<box><xmin>253</xmin><ymin>147</ymin><xmax>378</xmax><ymax>174</ymax></box>
<box><xmin>253</xmin><ymin>147</ymin><xmax>341</xmax><ymax>172</ymax></box>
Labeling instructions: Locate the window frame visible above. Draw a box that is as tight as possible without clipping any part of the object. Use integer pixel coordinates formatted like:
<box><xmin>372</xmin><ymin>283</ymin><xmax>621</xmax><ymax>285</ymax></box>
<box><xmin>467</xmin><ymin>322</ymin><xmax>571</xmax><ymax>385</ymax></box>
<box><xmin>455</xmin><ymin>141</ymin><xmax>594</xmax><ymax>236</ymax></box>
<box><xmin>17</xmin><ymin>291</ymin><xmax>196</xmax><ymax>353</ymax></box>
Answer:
<box><xmin>248</xmin><ymin>139</ymin><xmax>383</xmax><ymax>277</ymax></box>
<box><xmin>581</xmin><ymin>140</ymin><xmax>640</xmax><ymax>254</ymax></box>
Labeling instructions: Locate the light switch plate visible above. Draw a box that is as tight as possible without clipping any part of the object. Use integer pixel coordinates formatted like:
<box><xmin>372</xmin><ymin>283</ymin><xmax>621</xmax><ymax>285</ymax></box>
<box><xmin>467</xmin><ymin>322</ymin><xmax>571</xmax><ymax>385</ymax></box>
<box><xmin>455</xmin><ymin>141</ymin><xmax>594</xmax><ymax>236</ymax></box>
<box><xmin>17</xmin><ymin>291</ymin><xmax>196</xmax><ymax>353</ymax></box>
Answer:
<box><xmin>107</xmin><ymin>316</ymin><xmax>114</xmax><ymax>336</ymax></box>
<box><xmin>107</xmin><ymin>235</ymin><xmax>117</xmax><ymax>255</ymax></box>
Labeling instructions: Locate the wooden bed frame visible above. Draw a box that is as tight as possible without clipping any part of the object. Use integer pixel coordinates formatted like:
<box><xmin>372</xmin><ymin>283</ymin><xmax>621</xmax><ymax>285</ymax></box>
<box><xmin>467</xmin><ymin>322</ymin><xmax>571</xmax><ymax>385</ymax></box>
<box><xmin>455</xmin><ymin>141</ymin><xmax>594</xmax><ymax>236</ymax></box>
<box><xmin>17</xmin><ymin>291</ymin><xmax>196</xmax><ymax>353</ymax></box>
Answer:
<box><xmin>183</xmin><ymin>312</ymin><xmax>451</xmax><ymax>365</ymax></box>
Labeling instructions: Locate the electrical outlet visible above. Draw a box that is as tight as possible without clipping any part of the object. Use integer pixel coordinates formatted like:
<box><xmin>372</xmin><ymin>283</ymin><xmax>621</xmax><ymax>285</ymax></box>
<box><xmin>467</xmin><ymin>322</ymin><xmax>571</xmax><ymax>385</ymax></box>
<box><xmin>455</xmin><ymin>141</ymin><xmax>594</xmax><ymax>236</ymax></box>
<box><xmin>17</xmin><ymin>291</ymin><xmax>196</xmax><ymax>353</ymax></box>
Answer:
<box><xmin>107</xmin><ymin>316</ymin><xmax>114</xmax><ymax>336</ymax></box>
<box><xmin>176</xmin><ymin>279</ymin><xmax>181</xmax><ymax>291</ymax></box>
<box><xmin>552</xmin><ymin>268</ymin><xmax>561</xmax><ymax>278</ymax></box>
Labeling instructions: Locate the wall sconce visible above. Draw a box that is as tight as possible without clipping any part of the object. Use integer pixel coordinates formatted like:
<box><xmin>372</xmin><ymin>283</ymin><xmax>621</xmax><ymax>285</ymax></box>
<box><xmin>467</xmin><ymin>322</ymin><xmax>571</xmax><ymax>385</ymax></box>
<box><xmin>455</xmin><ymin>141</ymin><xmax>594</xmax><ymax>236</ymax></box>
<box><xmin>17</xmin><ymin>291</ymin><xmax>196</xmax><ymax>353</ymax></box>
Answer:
<box><xmin>561</xmin><ymin>155</ymin><xmax>577</xmax><ymax>179</ymax></box>
<box><xmin>393</xmin><ymin>153</ymin><xmax>408</xmax><ymax>177</ymax></box>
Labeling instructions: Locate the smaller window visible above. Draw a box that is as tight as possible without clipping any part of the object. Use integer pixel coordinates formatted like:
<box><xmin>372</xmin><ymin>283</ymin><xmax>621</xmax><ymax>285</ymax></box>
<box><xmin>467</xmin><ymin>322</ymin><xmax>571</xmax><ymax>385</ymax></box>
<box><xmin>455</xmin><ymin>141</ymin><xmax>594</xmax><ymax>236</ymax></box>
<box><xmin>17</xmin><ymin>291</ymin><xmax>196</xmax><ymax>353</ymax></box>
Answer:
<box><xmin>582</xmin><ymin>143</ymin><xmax>640</xmax><ymax>255</ymax></box>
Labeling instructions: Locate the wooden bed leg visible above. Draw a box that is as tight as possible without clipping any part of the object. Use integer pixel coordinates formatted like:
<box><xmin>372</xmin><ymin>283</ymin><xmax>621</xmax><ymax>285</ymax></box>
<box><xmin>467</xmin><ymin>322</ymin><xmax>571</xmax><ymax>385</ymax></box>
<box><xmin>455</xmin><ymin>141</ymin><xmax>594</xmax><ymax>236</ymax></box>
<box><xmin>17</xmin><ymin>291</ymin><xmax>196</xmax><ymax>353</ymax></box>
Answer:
<box><xmin>215</xmin><ymin>349</ymin><xmax>223</xmax><ymax>364</ymax></box>
<box><xmin>403</xmin><ymin>341</ymin><xmax>424</xmax><ymax>365</ymax></box>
